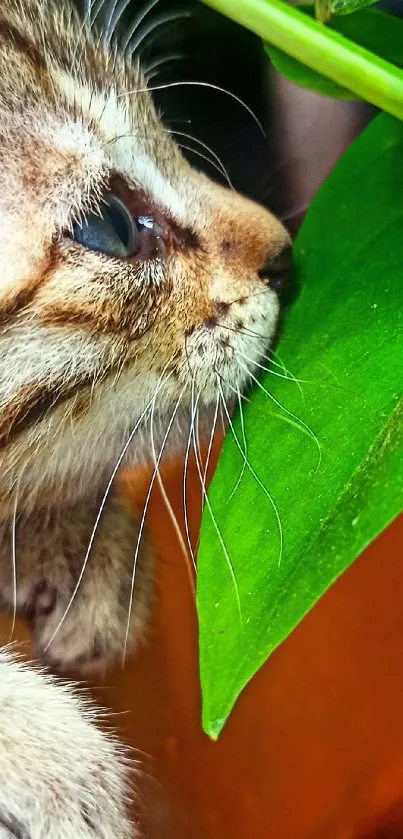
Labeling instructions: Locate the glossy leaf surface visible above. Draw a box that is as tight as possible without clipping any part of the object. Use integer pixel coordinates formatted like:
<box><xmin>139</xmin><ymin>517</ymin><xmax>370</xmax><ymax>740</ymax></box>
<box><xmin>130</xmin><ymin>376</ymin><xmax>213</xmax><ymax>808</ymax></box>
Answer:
<box><xmin>198</xmin><ymin>114</ymin><xmax>403</xmax><ymax>737</ymax></box>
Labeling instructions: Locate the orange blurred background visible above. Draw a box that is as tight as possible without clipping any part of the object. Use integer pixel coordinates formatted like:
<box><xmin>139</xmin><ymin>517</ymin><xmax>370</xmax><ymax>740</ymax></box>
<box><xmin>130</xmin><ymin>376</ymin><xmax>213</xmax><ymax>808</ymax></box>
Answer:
<box><xmin>2</xmin><ymin>450</ymin><xmax>403</xmax><ymax>839</ymax></box>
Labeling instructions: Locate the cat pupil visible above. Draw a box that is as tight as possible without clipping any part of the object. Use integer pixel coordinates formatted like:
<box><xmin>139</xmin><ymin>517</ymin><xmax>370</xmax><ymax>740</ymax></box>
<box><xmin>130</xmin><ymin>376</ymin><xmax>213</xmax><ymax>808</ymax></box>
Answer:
<box><xmin>107</xmin><ymin>202</ymin><xmax>130</xmax><ymax>248</ymax></box>
<box><xmin>71</xmin><ymin>193</ymin><xmax>140</xmax><ymax>259</ymax></box>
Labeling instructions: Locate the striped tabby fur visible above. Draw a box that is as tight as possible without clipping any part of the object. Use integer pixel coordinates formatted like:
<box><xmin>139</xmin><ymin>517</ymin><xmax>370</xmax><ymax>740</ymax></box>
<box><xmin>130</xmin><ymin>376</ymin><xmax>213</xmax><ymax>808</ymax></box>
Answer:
<box><xmin>0</xmin><ymin>1</ymin><xmax>289</xmax><ymax>835</ymax></box>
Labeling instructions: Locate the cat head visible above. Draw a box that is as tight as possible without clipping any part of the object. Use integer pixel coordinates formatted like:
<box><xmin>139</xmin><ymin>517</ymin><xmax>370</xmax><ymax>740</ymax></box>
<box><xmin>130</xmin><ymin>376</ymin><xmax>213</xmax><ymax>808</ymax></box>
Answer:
<box><xmin>0</xmin><ymin>0</ymin><xmax>290</xmax><ymax>503</ymax></box>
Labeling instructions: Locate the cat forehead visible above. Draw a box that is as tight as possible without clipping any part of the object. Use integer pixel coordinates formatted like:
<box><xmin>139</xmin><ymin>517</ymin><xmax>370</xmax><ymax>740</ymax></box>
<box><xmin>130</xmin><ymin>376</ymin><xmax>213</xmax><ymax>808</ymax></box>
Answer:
<box><xmin>52</xmin><ymin>68</ymin><xmax>189</xmax><ymax>221</ymax></box>
<box><xmin>0</xmin><ymin>0</ymin><xmax>190</xmax><ymax>222</ymax></box>
<box><xmin>0</xmin><ymin>0</ymin><xmax>283</xmax><ymax>272</ymax></box>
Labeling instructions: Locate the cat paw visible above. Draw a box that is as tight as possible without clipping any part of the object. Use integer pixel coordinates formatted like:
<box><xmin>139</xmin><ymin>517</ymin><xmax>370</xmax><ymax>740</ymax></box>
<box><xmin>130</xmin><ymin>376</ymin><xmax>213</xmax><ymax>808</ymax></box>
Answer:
<box><xmin>0</xmin><ymin>651</ymin><xmax>135</xmax><ymax>838</ymax></box>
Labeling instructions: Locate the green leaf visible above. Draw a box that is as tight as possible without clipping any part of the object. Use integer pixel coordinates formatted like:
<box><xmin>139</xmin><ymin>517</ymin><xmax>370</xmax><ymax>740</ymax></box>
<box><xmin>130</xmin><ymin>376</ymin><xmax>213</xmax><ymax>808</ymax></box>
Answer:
<box><xmin>265</xmin><ymin>42</ymin><xmax>353</xmax><ymax>98</ymax></box>
<box><xmin>326</xmin><ymin>0</ymin><xmax>379</xmax><ymax>16</ymax></box>
<box><xmin>203</xmin><ymin>0</ymin><xmax>403</xmax><ymax>120</ymax></box>
<box><xmin>265</xmin><ymin>7</ymin><xmax>403</xmax><ymax>99</ymax></box>
<box><xmin>315</xmin><ymin>0</ymin><xmax>333</xmax><ymax>23</ymax></box>
<box><xmin>315</xmin><ymin>0</ymin><xmax>378</xmax><ymax>24</ymax></box>
<box><xmin>197</xmin><ymin>113</ymin><xmax>403</xmax><ymax>738</ymax></box>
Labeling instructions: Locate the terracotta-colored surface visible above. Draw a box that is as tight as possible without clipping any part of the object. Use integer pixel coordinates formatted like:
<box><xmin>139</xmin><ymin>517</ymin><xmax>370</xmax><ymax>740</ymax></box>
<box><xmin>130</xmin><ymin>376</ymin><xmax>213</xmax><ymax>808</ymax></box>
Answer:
<box><xmin>2</xmin><ymin>452</ymin><xmax>403</xmax><ymax>838</ymax></box>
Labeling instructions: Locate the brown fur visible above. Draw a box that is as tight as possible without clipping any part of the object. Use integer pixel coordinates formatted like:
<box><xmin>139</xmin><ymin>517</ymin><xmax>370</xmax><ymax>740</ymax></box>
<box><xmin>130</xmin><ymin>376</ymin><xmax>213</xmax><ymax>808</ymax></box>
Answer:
<box><xmin>0</xmin><ymin>1</ymin><xmax>290</xmax><ymax>835</ymax></box>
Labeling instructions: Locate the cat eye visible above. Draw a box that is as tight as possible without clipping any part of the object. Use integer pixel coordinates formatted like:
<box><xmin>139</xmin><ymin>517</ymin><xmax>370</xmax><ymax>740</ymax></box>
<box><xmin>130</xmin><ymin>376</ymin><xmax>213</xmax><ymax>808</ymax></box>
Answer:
<box><xmin>71</xmin><ymin>194</ymin><xmax>144</xmax><ymax>259</ymax></box>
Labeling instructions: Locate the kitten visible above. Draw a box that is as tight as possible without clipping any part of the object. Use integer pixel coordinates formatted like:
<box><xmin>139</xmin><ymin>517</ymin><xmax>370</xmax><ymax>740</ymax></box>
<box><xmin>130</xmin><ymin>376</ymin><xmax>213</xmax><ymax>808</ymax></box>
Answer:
<box><xmin>0</xmin><ymin>0</ymin><xmax>291</xmax><ymax>835</ymax></box>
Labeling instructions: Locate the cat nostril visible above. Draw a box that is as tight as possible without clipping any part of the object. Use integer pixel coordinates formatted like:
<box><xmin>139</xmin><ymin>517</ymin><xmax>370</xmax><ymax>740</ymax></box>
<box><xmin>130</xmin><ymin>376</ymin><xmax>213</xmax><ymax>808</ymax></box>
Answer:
<box><xmin>258</xmin><ymin>244</ymin><xmax>293</xmax><ymax>293</ymax></box>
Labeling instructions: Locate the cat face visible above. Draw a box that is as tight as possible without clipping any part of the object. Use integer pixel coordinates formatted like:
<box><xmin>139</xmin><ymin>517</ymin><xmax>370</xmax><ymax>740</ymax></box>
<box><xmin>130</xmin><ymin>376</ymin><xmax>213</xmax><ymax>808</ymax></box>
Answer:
<box><xmin>0</xmin><ymin>0</ymin><xmax>290</xmax><ymax>507</ymax></box>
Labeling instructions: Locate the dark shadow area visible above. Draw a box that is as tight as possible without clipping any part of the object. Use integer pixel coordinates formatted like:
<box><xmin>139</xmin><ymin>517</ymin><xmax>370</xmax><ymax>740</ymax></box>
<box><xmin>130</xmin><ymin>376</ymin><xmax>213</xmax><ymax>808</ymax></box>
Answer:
<box><xmin>75</xmin><ymin>0</ymin><xmax>281</xmax><ymax>205</ymax></box>
<box><xmin>356</xmin><ymin>802</ymin><xmax>403</xmax><ymax>839</ymax></box>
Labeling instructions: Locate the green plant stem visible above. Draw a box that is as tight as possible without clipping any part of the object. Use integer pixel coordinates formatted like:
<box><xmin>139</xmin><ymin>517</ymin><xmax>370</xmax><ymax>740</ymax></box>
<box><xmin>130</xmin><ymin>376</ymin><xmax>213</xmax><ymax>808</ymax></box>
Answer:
<box><xmin>201</xmin><ymin>0</ymin><xmax>403</xmax><ymax>119</ymax></box>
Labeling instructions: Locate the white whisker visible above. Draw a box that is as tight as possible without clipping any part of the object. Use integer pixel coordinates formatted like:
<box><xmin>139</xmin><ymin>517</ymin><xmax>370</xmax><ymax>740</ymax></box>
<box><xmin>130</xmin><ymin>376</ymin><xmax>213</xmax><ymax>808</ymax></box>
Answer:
<box><xmin>101</xmin><ymin>0</ymin><xmax>120</xmax><ymax>44</ymax></box>
<box><xmin>193</xmin><ymin>390</ymin><xmax>220</xmax><ymax>555</ymax></box>
<box><xmin>238</xmin><ymin>360</ymin><xmax>321</xmax><ymax>470</ymax></box>
<box><xmin>237</xmin><ymin>338</ymin><xmax>305</xmax><ymax>396</ymax></box>
<box><xmin>154</xmin><ymin>464</ymin><xmax>196</xmax><ymax>595</ymax></box>
<box><xmin>183</xmin><ymin>381</ymin><xmax>199</xmax><ymax>571</ymax></box>
<box><xmin>82</xmin><ymin>0</ymin><xmax>93</xmax><ymax>21</ymax></box>
<box><xmin>119</xmin><ymin>0</ymin><xmax>160</xmax><ymax>53</ymax></box>
<box><xmin>217</xmin><ymin>377</ymin><xmax>283</xmax><ymax>567</ymax></box>
<box><xmin>44</xmin><ymin>366</ymin><xmax>174</xmax><ymax>653</ymax></box>
<box><xmin>219</xmin><ymin>400</ymin><xmax>227</xmax><ymax>436</ymax></box>
<box><xmin>215</xmin><ymin>367</ymin><xmax>242</xmax><ymax>403</ymax></box>
<box><xmin>191</xmin><ymin>387</ymin><xmax>243</xmax><ymax>625</ymax></box>
<box><xmin>126</xmin><ymin>11</ymin><xmax>192</xmax><ymax>60</ymax></box>
<box><xmin>90</xmin><ymin>0</ymin><xmax>108</xmax><ymax>24</ymax></box>
<box><xmin>150</xmin><ymin>391</ymin><xmax>195</xmax><ymax>593</ymax></box>
<box><xmin>280</xmin><ymin>203</ymin><xmax>309</xmax><ymax>223</ymax></box>
<box><xmin>201</xmin><ymin>391</ymin><xmax>220</xmax><ymax>498</ymax></box>
<box><xmin>176</xmin><ymin>143</ymin><xmax>232</xmax><ymax>187</ymax></box>
<box><xmin>270</xmin><ymin>350</ymin><xmax>305</xmax><ymax>401</ymax></box>
<box><xmin>119</xmin><ymin>81</ymin><xmax>266</xmax><ymax>137</ymax></box>
<box><xmin>7</xmin><ymin>480</ymin><xmax>19</xmax><ymax>644</ymax></box>
<box><xmin>166</xmin><ymin>129</ymin><xmax>233</xmax><ymax>188</ymax></box>
<box><xmin>123</xmin><ymin>384</ymin><xmax>186</xmax><ymax>662</ymax></box>
<box><xmin>145</xmin><ymin>51</ymin><xmax>185</xmax><ymax>76</ymax></box>
<box><xmin>238</xmin><ymin>349</ymin><xmax>306</xmax><ymax>384</ymax></box>
<box><xmin>219</xmin><ymin>323</ymin><xmax>276</xmax><ymax>343</ymax></box>
<box><xmin>228</xmin><ymin>387</ymin><xmax>247</xmax><ymax>500</ymax></box>
<box><xmin>72</xmin><ymin>0</ymin><xmax>99</xmax><ymax>66</ymax></box>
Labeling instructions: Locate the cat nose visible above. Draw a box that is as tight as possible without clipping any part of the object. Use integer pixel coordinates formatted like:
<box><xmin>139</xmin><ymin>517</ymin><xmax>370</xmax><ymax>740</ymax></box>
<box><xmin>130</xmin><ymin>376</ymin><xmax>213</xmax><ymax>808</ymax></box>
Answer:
<box><xmin>258</xmin><ymin>244</ymin><xmax>293</xmax><ymax>293</ymax></box>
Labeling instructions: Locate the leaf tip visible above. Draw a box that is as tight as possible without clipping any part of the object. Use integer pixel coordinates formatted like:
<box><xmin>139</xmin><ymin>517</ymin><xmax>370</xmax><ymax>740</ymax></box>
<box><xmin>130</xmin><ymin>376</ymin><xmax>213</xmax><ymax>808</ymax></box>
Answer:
<box><xmin>203</xmin><ymin>714</ymin><xmax>226</xmax><ymax>740</ymax></box>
